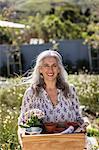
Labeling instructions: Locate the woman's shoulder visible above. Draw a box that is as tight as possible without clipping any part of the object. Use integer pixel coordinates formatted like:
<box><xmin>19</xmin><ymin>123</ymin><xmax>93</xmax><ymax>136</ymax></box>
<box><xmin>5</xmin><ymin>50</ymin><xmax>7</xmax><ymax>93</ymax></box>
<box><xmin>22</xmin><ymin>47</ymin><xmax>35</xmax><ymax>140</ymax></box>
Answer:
<box><xmin>69</xmin><ymin>84</ymin><xmax>76</xmax><ymax>92</ymax></box>
<box><xmin>24</xmin><ymin>86</ymin><xmax>34</xmax><ymax>96</ymax></box>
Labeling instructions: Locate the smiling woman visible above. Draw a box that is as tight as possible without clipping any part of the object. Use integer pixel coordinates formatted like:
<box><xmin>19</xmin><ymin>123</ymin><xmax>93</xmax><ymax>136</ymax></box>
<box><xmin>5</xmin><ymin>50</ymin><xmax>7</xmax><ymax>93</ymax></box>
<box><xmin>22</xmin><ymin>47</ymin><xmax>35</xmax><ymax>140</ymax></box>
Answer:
<box><xmin>18</xmin><ymin>50</ymin><xmax>88</xmax><ymax>148</ymax></box>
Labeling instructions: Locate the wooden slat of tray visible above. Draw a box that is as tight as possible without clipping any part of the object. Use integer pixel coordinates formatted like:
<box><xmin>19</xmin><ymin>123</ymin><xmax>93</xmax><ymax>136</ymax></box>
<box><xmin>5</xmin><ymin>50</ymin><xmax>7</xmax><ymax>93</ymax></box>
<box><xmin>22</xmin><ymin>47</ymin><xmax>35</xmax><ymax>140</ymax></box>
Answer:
<box><xmin>22</xmin><ymin>133</ymin><xmax>85</xmax><ymax>150</ymax></box>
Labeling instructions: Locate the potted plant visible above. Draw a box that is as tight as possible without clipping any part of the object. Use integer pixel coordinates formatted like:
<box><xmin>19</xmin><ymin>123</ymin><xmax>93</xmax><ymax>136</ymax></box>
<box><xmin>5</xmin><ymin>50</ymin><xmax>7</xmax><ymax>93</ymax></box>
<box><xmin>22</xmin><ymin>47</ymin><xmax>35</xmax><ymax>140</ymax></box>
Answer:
<box><xmin>20</xmin><ymin>109</ymin><xmax>45</xmax><ymax>134</ymax></box>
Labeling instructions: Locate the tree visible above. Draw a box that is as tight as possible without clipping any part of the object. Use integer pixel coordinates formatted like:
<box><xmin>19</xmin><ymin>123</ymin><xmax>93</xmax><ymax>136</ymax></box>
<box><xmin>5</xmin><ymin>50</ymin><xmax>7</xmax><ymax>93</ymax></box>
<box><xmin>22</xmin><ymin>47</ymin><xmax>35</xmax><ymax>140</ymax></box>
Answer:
<box><xmin>84</xmin><ymin>23</ymin><xmax>99</xmax><ymax>49</ymax></box>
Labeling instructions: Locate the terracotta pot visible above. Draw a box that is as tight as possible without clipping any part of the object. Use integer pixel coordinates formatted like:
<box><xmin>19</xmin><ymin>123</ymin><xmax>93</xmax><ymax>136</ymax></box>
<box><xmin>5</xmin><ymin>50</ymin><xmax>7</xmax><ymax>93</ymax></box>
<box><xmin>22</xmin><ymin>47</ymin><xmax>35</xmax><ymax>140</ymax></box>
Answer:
<box><xmin>64</xmin><ymin>122</ymin><xmax>79</xmax><ymax>130</ymax></box>
<box><xmin>44</xmin><ymin>122</ymin><xmax>57</xmax><ymax>133</ymax></box>
<box><xmin>54</xmin><ymin>127</ymin><xmax>65</xmax><ymax>133</ymax></box>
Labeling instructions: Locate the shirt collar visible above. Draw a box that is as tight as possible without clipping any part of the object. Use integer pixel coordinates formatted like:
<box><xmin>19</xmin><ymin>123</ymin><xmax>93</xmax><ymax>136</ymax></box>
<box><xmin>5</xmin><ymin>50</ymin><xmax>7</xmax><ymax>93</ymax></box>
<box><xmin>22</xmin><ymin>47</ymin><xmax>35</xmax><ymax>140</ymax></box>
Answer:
<box><xmin>41</xmin><ymin>88</ymin><xmax>62</xmax><ymax>102</ymax></box>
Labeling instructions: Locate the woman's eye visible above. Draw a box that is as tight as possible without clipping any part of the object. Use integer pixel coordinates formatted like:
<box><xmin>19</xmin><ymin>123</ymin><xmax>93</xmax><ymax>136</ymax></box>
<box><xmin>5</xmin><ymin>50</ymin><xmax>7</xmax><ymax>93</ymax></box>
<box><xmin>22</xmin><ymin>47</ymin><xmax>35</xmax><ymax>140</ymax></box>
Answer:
<box><xmin>43</xmin><ymin>64</ymin><xmax>58</xmax><ymax>68</ymax></box>
<box><xmin>53</xmin><ymin>65</ymin><xmax>57</xmax><ymax>67</ymax></box>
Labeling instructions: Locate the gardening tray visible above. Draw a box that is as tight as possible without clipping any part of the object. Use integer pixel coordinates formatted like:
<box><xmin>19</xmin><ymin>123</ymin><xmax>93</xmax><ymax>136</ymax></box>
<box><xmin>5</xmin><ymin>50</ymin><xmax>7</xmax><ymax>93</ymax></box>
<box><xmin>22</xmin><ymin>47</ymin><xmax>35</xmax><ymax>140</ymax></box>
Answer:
<box><xmin>22</xmin><ymin>133</ymin><xmax>85</xmax><ymax>150</ymax></box>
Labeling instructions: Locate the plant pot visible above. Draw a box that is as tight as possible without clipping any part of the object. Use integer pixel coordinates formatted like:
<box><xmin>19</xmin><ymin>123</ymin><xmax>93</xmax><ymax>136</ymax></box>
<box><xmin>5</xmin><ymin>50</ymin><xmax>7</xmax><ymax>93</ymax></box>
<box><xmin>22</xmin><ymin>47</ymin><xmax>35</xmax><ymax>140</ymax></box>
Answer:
<box><xmin>25</xmin><ymin>127</ymin><xmax>42</xmax><ymax>134</ymax></box>
<box><xmin>64</xmin><ymin>122</ymin><xmax>79</xmax><ymax>130</ymax></box>
<box><xmin>44</xmin><ymin>122</ymin><xmax>57</xmax><ymax>133</ymax></box>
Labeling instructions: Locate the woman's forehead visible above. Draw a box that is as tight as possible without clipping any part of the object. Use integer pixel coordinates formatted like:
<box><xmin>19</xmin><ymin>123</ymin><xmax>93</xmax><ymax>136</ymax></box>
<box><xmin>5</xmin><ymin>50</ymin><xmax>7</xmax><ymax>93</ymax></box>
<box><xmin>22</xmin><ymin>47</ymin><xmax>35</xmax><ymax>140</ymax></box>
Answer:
<box><xmin>42</xmin><ymin>56</ymin><xmax>58</xmax><ymax>63</ymax></box>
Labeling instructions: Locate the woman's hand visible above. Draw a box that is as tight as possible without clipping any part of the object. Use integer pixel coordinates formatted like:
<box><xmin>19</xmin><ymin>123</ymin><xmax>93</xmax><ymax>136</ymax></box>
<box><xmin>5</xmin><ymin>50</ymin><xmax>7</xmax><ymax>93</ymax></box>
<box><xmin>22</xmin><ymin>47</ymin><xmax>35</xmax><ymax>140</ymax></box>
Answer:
<box><xmin>74</xmin><ymin>122</ymin><xmax>89</xmax><ymax>133</ymax></box>
<box><xmin>18</xmin><ymin>126</ymin><xmax>25</xmax><ymax>148</ymax></box>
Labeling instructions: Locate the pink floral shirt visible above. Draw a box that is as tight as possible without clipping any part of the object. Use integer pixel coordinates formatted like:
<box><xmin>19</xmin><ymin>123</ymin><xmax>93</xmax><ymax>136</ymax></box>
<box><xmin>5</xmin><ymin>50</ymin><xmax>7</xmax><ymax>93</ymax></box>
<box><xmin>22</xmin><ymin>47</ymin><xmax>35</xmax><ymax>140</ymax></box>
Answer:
<box><xmin>18</xmin><ymin>85</ymin><xmax>84</xmax><ymax>125</ymax></box>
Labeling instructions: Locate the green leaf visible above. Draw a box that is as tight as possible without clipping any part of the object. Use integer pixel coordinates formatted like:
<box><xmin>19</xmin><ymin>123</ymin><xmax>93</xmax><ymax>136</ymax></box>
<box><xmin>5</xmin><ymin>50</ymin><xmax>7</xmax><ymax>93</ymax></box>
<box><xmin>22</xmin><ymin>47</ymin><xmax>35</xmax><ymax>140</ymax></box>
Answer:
<box><xmin>19</xmin><ymin>124</ymin><xmax>30</xmax><ymax>128</ymax></box>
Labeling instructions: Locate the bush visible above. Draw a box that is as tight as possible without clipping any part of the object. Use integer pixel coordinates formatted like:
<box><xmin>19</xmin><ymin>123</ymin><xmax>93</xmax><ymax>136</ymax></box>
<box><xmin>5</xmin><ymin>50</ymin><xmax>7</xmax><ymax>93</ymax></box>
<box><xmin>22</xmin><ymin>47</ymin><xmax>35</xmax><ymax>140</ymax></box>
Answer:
<box><xmin>0</xmin><ymin>78</ymin><xmax>27</xmax><ymax>149</ymax></box>
<box><xmin>87</xmin><ymin>127</ymin><xmax>99</xmax><ymax>137</ymax></box>
<box><xmin>0</xmin><ymin>79</ymin><xmax>27</xmax><ymax>108</ymax></box>
<box><xmin>69</xmin><ymin>75</ymin><xmax>99</xmax><ymax>114</ymax></box>
<box><xmin>0</xmin><ymin>105</ymin><xmax>21</xmax><ymax>150</ymax></box>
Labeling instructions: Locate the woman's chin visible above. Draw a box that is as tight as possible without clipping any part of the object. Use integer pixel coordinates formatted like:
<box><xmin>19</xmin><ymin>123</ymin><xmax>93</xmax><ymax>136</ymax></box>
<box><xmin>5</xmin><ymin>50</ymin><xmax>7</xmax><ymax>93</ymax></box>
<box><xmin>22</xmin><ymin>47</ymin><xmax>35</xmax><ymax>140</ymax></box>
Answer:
<box><xmin>46</xmin><ymin>77</ymin><xmax>56</xmax><ymax>81</ymax></box>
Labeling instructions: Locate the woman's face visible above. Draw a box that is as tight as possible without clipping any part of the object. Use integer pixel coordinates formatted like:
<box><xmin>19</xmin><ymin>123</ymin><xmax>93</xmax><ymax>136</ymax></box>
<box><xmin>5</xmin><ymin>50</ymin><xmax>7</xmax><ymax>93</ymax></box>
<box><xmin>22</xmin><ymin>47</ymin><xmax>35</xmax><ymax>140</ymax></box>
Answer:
<box><xmin>39</xmin><ymin>57</ymin><xmax>60</xmax><ymax>82</ymax></box>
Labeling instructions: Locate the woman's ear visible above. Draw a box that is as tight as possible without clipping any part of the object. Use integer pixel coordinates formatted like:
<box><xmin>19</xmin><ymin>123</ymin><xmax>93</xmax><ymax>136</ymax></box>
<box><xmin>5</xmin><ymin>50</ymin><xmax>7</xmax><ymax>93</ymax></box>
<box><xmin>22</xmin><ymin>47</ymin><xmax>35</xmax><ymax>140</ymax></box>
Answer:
<box><xmin>39</xmin><ymin>66</ymin><xmax>42</xmax><ymax>74</ymax></box>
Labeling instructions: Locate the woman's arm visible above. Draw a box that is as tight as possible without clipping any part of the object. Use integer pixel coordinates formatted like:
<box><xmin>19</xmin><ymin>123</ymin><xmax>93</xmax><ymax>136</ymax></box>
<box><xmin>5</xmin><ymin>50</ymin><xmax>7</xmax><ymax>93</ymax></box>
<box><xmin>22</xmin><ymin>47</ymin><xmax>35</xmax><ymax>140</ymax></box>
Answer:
<box><xmin>70</xmin><ymin>84</ymin><xmax>84</xmax><ymax>125</ymax></box>
<box><xmin>18</xmin><ymin>87</ymin><xmax>34</xmax><ymax>125</ymax></box>
<box><xmin>18</xmin><ymin>87</ymin><xmax>34</xmax><ymax>147</ymax></box>
<box><xmin>70</xmin><ymin>85</ymin><xmax>89</xmax><ymax>133</ymax></box>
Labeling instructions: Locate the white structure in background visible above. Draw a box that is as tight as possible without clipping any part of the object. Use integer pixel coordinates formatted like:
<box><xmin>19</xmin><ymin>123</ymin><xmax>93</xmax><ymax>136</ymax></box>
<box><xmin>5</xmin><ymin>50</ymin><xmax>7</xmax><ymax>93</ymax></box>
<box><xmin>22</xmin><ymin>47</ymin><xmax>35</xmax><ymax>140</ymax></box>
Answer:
<box><xmin>0</xmin><ymin>20</ymin><xmax>25</xmax><ymax>76</ymax></box>
<box><xmin>0</xmin><ymin>20</ymin><xmax>25</xmax><ymax>28</ymax></box>
<box><xmin>30</xmin><ymin>38</ymin><xmax>44</xmax><ymax>44</ymax></box>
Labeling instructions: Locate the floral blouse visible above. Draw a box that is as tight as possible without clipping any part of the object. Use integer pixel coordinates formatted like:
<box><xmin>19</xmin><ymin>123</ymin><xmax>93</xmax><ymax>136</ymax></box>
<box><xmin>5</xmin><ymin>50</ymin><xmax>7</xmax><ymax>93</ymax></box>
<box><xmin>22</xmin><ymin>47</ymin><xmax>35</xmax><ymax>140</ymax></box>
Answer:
<box><xmin>18</xmin><ymin>84</ymin><xmax>84</xmax><ymax>125</ymax></box>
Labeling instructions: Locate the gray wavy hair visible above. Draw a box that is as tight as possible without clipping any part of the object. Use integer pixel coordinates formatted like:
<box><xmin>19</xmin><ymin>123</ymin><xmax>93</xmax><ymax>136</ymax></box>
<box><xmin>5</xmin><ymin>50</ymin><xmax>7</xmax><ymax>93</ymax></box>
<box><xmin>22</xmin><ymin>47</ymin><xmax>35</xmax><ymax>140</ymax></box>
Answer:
<box><xmin>31</xmin><ymin>50</ymin><xmax>70</xmax><ymax>97</ymax></box>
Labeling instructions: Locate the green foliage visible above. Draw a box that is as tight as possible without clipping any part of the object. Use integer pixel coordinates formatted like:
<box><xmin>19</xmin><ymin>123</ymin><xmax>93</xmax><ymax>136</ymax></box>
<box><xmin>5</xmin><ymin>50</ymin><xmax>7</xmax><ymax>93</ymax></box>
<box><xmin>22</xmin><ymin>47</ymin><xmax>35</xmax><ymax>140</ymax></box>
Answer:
<box><xmin>41</xmin><ymin>15</ymin><xmax>65</xmax><ymax>40</ymax></box>
<box><xmin>63</xmin><ymin>20</ymin><xmax>82</xmax><ymax>39</ymax></box>
<box><xmin>87</xmin><ymin>127</ymin><xmax>99</xmax><ymax>149</ymax></box>
<box><xmin>87</xmin><ymin>127</ymin><xmax>99</xmax><ymax>137</ymax></box>
<box><xmin>69</xmin><ymin>75</ymin><xmax>99</xmax><ymax>113</ymax></box>
<box><xmin>0</xmin><ymin>1</ymin><xmax>93</xmax><ymax>43</ymax></box>
<box><xmin>41</xmin><ymin>14</ymin><xmax>84</xmax><ymax>41</ymax></box>
<box><xmin>0</xmin><ymin>78</ymin><xmax>27</xmax><ymax>108</ymax></box>
<box><xmin>0</xmin><ymin>105</ymin><xmax>21</xmax><ymax>150</ymax></box>
<box><xmin>0</xmin><ymin>85</ymin><xmax>26</xmax><ymax>108</ymax></box>
<box><xmin>1</xmin><ymin>0</ymin><xmax>99</xmax><ymax>14</ymax></box>
<box><xmin>84</xmin><ymin>23</ymin><xmax>99</xmax><ymax>50</ymax></box>
<box><xmin>0</xmin><ymin>0</ymin><xmax>99</xmax><ymax>44</ymax></box>
<box><xmin>27</xmin><ymin>116</ymin><xmax>41</xmax><ymax>127</ymax></box>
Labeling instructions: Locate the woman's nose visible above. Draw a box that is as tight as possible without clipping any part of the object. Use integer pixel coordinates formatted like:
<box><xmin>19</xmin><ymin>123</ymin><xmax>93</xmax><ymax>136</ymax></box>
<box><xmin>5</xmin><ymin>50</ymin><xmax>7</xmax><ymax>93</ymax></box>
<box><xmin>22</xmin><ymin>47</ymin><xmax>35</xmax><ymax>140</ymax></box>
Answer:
<box><xmin>48</xmin><ymin>66</ymin><xmax>53</xmax><ymax>72</ymax></box>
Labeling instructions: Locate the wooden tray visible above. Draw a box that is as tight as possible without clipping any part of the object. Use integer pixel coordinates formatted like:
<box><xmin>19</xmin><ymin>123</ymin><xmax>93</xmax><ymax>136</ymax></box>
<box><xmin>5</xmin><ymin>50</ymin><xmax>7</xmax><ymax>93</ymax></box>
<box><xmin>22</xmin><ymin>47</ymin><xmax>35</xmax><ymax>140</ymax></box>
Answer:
<box><xmin>22</xmin><ymin>133</ymin><xmax>85</xmax><ymax>150</ymax></box>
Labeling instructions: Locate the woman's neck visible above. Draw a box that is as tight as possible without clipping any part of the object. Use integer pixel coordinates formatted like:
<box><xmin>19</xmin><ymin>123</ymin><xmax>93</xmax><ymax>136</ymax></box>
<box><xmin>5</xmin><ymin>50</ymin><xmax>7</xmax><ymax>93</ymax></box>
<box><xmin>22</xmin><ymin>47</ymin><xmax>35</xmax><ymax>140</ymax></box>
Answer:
<box><xmin>45</xmin><ymin>81</ymin><xmax>57</xmax><ymax>90</ymax></box>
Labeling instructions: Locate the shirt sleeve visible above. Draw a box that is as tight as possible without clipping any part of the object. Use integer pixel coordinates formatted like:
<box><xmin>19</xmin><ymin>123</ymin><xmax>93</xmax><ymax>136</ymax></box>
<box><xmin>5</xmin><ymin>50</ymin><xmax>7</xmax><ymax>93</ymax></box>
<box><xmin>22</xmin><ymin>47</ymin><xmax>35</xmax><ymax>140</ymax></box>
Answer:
<box><xmin>18</xmin><ymin>87</ymin><xmax>34</xmax><ymax>125</ymax></box>
<box><xmin>70</xmin><ymin>84</ymin><xmax>84</xmax><ymax>125</ymax></box>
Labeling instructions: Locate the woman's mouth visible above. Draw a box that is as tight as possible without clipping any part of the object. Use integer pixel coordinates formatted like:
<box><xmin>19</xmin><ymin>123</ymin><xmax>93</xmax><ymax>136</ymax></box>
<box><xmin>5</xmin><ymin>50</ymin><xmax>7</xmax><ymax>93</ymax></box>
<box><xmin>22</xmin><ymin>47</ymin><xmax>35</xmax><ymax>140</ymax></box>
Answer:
<box><xmin>47</xmin><ymin>73</ymin><xmax>54</xmax><ymax>77</ymax></box>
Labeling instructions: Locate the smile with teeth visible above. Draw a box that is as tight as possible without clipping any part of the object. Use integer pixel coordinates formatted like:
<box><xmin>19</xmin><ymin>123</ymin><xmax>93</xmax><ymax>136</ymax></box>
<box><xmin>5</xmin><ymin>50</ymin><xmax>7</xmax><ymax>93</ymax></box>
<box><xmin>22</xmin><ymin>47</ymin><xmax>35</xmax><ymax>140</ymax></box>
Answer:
<box><xmin>47</xmin><ymin>73</ymin><xmax>54</xmax><ymax>76</ymax></box>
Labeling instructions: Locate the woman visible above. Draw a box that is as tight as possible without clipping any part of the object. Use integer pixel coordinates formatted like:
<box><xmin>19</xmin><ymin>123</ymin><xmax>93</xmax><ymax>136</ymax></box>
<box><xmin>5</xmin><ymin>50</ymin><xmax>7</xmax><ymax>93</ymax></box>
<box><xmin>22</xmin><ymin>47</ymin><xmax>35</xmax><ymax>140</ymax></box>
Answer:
<box><xmin>18</xmin><ymin>50</ymin><xmax>84</xmax><ymax>125</ymax></box>
<box><xmin>18</xmin><ymin>50</ymin><xmax>87</xmax><ymax>147</ymax></box>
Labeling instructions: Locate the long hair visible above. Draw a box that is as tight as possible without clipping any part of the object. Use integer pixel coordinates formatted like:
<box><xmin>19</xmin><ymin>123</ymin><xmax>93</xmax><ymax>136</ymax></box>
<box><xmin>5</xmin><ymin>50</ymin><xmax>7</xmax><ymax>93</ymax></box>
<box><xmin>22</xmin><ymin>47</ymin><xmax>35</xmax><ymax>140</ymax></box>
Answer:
<box><xmin>31</xmin><ymin>50</ymin><xmax>70</xmax><ymax>97</ymax></box>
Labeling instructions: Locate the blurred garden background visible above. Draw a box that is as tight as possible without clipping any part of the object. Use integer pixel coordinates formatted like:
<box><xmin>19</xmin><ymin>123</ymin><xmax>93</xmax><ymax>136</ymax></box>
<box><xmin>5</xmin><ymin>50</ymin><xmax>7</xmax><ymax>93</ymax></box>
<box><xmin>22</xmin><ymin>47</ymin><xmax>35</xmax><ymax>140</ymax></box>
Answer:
<box><xmin>0</xmin><ymin>0</ymin><xmax>99</xmax><ymax>149</ymax></box>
